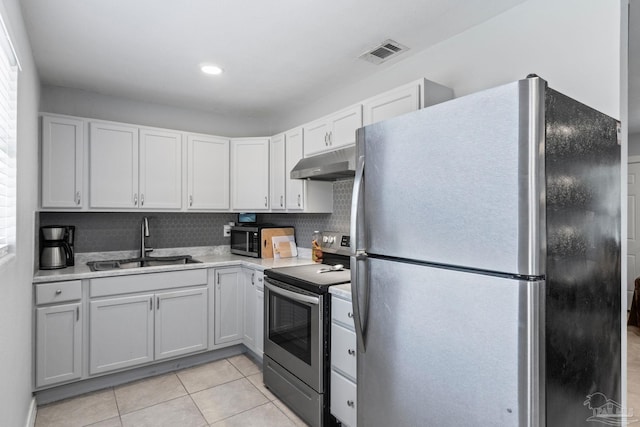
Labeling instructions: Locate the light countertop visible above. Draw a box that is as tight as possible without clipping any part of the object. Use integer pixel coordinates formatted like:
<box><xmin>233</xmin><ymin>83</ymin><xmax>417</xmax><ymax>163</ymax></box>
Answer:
<box><xmin>329</xmin><ymin>282</ymin><xmax>352</xmax><ymax>300</ymax></box>
<box><xmin>33</xmin><ymin>246</ymin><xmax>316</xmax><ymax>284</ymax></box>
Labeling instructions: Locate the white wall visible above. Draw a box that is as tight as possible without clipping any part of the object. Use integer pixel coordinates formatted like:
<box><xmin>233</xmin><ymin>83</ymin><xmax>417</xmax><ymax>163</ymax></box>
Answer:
<box><xmin>630</xmin><ymin>133</ymin><xmax>640</xmax><ymax>157</ymax></box>
<box><xmin>0</xmin><ymin>0</ymin><xmax>40</xmax><ymax>425</ymax></box>
<box><xmin>271</xmin><ymin>0</ymin><xmax>621</xmax><ymax>133</ymax></box>
<box><xmin>40</xmin><ymin>85</ymin><xmax>271</xmax><ymax>137</ymax></box>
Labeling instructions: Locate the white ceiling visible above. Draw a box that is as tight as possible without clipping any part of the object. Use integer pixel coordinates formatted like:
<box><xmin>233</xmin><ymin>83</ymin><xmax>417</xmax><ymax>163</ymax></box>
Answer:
<box><xmin>20</xmin><ymin>0</ymin><xmax>526</xmax><ymax>120</ymax></box>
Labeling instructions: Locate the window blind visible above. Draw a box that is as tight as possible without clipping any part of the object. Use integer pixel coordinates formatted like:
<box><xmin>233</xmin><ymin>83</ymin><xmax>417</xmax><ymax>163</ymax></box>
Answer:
<box><xmin>0</xmin><ymin>12</ymin><xmax>18</xmax><ymax>259</ymax></box>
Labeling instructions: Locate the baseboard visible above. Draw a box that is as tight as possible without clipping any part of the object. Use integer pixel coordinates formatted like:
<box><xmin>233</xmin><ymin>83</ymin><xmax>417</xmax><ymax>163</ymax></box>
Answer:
<box><xmin>25</xmin><ymin>397</ymin><xmax>37</xmax><ymax>427</ymax></box>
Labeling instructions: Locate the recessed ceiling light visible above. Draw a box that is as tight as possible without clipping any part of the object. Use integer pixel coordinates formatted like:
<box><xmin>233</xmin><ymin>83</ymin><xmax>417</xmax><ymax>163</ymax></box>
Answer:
<box><xmin>201</xmin><ymin>65</ymin><xmax>223</xmax><ymax>75</ymax></box>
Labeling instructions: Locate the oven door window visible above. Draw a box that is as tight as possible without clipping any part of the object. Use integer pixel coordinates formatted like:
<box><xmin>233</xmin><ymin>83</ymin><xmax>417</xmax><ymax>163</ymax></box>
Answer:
<box><xmin>268</xmin><ymin>291</ymin><xmax>312</xmax><ymax>365</ymax></box>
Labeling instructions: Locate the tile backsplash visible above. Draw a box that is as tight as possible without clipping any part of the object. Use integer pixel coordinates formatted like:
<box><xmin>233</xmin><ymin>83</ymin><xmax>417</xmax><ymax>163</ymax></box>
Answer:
<box><xmin>39</xmin><ymin>179</ymin><xmax>353</xmax><ymax>253</ymax></box>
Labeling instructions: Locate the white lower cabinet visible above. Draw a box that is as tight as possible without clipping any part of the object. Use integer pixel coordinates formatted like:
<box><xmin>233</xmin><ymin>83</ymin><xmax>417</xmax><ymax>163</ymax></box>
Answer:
<box><xmin>35</xmin><ymin>302</ymin><xmax>82</xmax><ymax>387</ymax></box>
<box><xmin>155</xmin><ymin>288</ymin><xmax>208</xmax><ymax>360</ymax></box>
<box><xmin>88</xmin><ymin>270</ymin><xmax>208</xmax><ymax>376</ymax></box>
<box><xmin>90</xmin><ymin>294</ymin><xmax>155</xmax><ymax>375</ymax></box>
<box><xmin>35</xmin><ymin>280</ymin><xmax>83</xmax><ymax>388</ymax></box>
<box><xmin>214</xmin><ymin>267</ymin><xmax>244</xmax><ymax>344</ymax></box>
<box><xmin>331</xmin><ymin>294</ymin><xmax>357</xmax><ymax>427</ymax></box>
<box><xmin>242</xmin><ymin>267</ymin><xmax>264</xmax><ymax>357</ymax></box>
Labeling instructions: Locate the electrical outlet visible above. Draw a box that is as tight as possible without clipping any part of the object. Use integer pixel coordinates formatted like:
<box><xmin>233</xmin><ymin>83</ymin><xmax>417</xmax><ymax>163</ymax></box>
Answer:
<box><xmin>223</xmin><ymin>224</ymin><xmax>231</xmax><ymax>237</ymax></box>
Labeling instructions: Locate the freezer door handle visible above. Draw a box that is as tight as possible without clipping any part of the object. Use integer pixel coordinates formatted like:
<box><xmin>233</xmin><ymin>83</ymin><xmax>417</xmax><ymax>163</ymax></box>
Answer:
<box><xmin>351</xmin><ymin>253</ymin><xmax>368</xmax><ymax>353</ymax></box>
<box><xmin>350</xmin><ymin>154</ymin><xmax>365</xmax><ymax>252</ymax></box>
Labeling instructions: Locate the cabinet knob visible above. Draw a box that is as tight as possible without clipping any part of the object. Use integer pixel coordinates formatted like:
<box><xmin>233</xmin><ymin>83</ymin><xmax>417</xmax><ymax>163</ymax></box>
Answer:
<box><xmin>348</xmin><ymin>349</ymin><xmax>356</xmax><ymax>356</ymax></box>
<box><xmin>347</xmin><ymin>312</ymin><xmax>353</xmax><ymax>318</ymax></box>
<box><xmin>55</xmin><ymin>289</ymin><xmax>62</xmax><ymax>295</ymax></box>
<box><xmin>347</xmin><ymin>400</ymin><xmax>355</xmax><ymax>408</ymax></box>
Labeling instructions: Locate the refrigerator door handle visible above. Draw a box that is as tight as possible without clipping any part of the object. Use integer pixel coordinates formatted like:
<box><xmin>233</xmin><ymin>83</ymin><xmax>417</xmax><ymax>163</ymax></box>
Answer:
<box><xmin>351</xmin><ymin>253</ymin><xmax>368</xmax><ymax>353</ymax></box>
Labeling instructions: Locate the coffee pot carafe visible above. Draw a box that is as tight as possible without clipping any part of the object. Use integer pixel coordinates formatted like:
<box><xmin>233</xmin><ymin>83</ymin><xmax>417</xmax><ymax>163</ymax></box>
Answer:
<box><xmin>40</xmin><ymin>225</ymin><xmax>75</xmax><ymax>269</ymax></box>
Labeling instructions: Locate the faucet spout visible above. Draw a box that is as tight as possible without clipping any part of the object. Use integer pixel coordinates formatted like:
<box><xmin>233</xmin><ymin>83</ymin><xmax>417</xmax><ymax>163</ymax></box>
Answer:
<box><xmin>141</xmin><ymin>217</ymin><xmax>153</xmax><ymax>258</ymax></box>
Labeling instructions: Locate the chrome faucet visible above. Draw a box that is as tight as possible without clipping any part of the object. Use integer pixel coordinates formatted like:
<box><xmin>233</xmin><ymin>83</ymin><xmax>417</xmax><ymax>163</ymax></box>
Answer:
<box><xmin>141</xmin><ymin>217</ymin><xmax>153</xmax><ymax>258</ymax></box>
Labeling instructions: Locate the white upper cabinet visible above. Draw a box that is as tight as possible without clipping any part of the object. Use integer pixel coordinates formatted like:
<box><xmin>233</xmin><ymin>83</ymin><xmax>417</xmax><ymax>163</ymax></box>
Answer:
<box><xmin>139</xmin><ymin>128</ymin><xmax>182</xmax><ymax>209</ymax></box>
<box><xmin>231</xmin><ymin>138</ymin><xmax>270</xmax><ymax>211</ymax></box>
<box><xmin>269</xmin><ymin>133</ymin><xmax>286</xmax><ymax>210</ymax></box>
<box><xmin>304</xmin><ymin>105</ymin><xmax>362</xmax><ymax>157</ymax></box>
<box><xmin>41</xmin><ymin>115</ymin><xmax>85</xmax><ymax>209</ymax></box>
<box><xmin>187</xmin><ymin>134</ymin><xmax>230</xmax><ymax>210</ymax></box>
<box><xmin>285</xmin><ymin>128</ymin><xmax>304</xmax><ymax>210</ymax></box>
<box><xmin>362</xmin><ymin>78</ymin><xmax>454</xmax><ymax>126</ymax></box>
<box><xmin>89</xmin><ymin>122</ymin><xmax>139</xmax><ymax>209</ymax></box>
<box><xmin>89</xmin><ymin>122</ymin><xmax>182</xmax><ymax>210</ymax></box>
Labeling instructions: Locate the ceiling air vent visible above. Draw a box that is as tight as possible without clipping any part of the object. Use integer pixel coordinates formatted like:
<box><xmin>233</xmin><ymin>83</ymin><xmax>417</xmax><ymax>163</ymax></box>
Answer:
<box><xmin>359</xmin><ymin>39</ymin><xmax>409</xmax><ymax>65</ymax></box>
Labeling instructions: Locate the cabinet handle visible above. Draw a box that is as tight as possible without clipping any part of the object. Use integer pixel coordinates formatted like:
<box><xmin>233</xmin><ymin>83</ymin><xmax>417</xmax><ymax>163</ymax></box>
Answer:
<box><xmin>347</xmin><ymin>400</ymin><xmax>355</xmax><ymax>408</ymax></box>
<box><xmin>134</xmin><ymin>193</ymin><xmax>138</xmax><ymax>206</ymax></box>
<box><xmin>280</xmin><ymin>195</ymin><xmax>283</xmax><ymax>207</ymax></box>
<box><xmin>324</xmin><ymin>132</ymin><xmax>328</xmax><ymax>146</ymax></box>
<box><xmin>348</xmin><ymin>349</ymin><xmax>356</xmax><ymax>356</ymax></box>
<box><xmin>258</xmin><ymin>277</ymin><xmax>263</xmax><ymax>282</ymax></box>
<box><xmin>189</xmin><ymin>195</ymin><xmax>193</xmax><ymax>206</ymax></box>
<box><xmin>347</xmin><ymin>312</ymin><xmax>354</xmax><ymax>318</ymax></box>
<box><xmin>251</xmin><ymin>272</ymin><xmax>255</xmax><ymax>285</ymax></box>
<box><xmin>75</xmin><ymin>191</ymin><xmax>81</xmax><ymax>205</ymax></box>
<box><xmin>157</xmin><ymin>296</ymin><xmax>159</xmax><ymax>310</ymax></box>
<box><xmin>217</xmin><ymin>273</ymin><xmax>220</xmax><ymax>285</ymax></box>
<box><xmin>76</xmin><ymin>306</ymin><xmax>79</xmax><ymax>321</ymax></box>
<box><xmin>297</xmin><ymin>194</ymin><xmax>301</xmax><ymax>207</ymax></box>
<box><xmin>149</xmin><ymin>297</ymin><xmax>152</xmax><ymax>310</ymax></box>
<box><xmin>141</xmin><ymin>194</ymin><xmax>144</xmax><ymax>206</ymax></box>
<box><xmin>55</xmin><ymin>289</ymin><xmax>62</xmax><ymax>295</ymax></box>
<box><xmin>264</xmin><ymin>196</ymin><xmax>268</xmax><ymax>207</ymax></box>
<box><xmin>329</xmin><ymin>131</ymin><xmax>333</xmax><ymax>145</ymax></box>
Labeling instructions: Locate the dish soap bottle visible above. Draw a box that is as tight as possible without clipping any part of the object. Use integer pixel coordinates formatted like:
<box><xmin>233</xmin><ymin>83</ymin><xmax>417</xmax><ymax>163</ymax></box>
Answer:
<box><xmin>312</xmin><ymin>231</ymin><xmax>323</xmax><ymax>263</ymax></box>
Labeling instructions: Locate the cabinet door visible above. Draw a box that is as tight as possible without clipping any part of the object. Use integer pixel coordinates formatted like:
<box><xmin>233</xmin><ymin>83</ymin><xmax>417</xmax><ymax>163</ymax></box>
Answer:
<box><xmin>214</xmin><ymin>268</ymin><xmax>244</xmax><ymax>344</ymax></box>
<box><xmin>90</xmin><ymin>294</ymin><xmax>154</xmax><ymax>374</ymax></box>
<box><xmin>243</xmin><ymin>269</ymin><xmax>257</xmax><ymax>351</ymax></box>
<box><xmin>285</xmin><ymin>128</ymin><xmax>304</xmax><ymax>210</ymax></box>
<box><xmin>231</xmin><ymin>138</ymin><xmax>270</xmax><ymax>210</ymax></box>
<box><xmin>329</xmin><ymin>105</ymin><xmax>362</xmax><ymax>149</ymax></box>
<box><xmin>363</xmin><ymin>83</ymin><xmax>420</xmax><ymax>126</ymax></box>
<box><xmin>255</xmin><ymin>272</ymin><xmax>264</xmax><ymax>357</ymax></box>
<box><xmin>41</xmin><ymin>116</ymin><xmax>84</xmax><ymax>209</ymax></box>
<box><xmin>269</xmin><ymin>134</ymin><xmax>286</xmax><ymax>210</ymax></box>
<box><xmin>89</xmin><ymin>122</ymin><xmax>139</xmax><ymax>208</ymax></box>
<box><xmin>155</xmin><ymin>287</ymin><xmax>208</xmax><ymax>360</ymax></box>
<box><xmin>303</xmin><ymin>120</ymin><xmax>330</xmax><ymax>157</ymax></box>
<box><xmin>139</xmin><ymin>128</ymin><xmax>182</xmax><ymax>209</ymax></box>
<box><xmin>187</xmin><ymin>134</ymin><xmax>230</xmax><ymax>210</ymax></box>
<box><xmin>35</xmin><ymin>303</ymin><xmax>82</xmax><ymax>387</ymax></box>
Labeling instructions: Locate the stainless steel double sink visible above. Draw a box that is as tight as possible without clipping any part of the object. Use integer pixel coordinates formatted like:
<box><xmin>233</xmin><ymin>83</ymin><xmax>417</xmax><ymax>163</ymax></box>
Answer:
<box><xmin>86</xmin><ymin>255</ymin><xmax>202</xmax><ymax>271</ymax></box>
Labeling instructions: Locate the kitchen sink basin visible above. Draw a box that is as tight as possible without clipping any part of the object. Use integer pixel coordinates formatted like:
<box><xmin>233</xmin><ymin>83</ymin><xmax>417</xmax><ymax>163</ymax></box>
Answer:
<box><xmin>87</xmin><ymin>255</ymin><xmax>202</xmax><ymax>271</ymax></box>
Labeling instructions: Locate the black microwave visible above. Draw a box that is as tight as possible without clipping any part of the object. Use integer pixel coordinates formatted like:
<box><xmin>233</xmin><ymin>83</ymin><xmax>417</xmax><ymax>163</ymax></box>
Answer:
<box><xmin>230</xmin><ymin>225</ymin><xmax>295</xmax><ymax>258</ymax></box>
<box><xmin>230</xmin><ymin>226</ymin><xmax>261</xmax><ymax>257</ymax></box>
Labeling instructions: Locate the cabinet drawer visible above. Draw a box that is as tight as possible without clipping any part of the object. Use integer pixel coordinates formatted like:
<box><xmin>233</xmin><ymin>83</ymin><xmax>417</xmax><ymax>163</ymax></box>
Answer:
<box><xmin>35</xmin><ymin>280</ymin><xmax>82</xmax><ymax>305</ymax></box>
<box><xmin>331</xmin><ymin>297</ymin><xmax>355</xmax><ymax>329</ymax></box>
<box><xmin>331</xmin><ymin>323</ymin><xmax>357</xmax><ymax>381</ymax></box>
<box><xmin>331</xmin><ymin>370</ymin><xmax>357</xmax><ymax>427</ymax></box>
<box><xmin>90</xmin><ymin>269</ymin><xmax>207</xmax><ymax>297</ymax></box>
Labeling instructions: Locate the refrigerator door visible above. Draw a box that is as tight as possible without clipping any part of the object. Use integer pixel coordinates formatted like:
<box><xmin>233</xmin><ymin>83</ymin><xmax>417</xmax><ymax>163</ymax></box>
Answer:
<box><xmin>356</xmin><ymin>256</ymin><xmax>543</xmax><ymax>427</ymax></box>
<box><xmin>357</xmin><ymin>77</ymin><xmax>545</xmax><ymax>277</ymax></box>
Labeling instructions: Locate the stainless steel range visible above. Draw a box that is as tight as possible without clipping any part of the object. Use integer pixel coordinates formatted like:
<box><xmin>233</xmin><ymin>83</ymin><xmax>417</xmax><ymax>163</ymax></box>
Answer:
<box><xmin>263</xmin><ymin>231</ymin><xmax>351</xmax><ymax>427</ymax></box>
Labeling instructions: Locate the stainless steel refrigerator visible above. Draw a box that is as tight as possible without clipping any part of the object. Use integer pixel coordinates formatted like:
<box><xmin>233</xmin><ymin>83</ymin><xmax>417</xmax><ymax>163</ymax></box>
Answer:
<box><xmin>350</xmin><ymin>76</ymin><xmax>620</xmax><ymax>427</ymax></box>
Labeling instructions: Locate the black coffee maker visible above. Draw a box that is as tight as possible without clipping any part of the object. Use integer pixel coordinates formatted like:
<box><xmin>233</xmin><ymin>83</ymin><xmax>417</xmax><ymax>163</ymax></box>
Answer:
<box><xmin>40</xmin><ymin>225</ymin><xmax>75</xmax><ymax>269</ymax></box>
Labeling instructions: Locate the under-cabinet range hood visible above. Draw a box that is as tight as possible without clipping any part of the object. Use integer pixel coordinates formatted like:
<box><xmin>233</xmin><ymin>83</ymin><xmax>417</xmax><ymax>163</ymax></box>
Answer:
<box><xmin>290</xmin><ymin>146</ymin><xmax>356</xmax><ymax>181</ymax></box>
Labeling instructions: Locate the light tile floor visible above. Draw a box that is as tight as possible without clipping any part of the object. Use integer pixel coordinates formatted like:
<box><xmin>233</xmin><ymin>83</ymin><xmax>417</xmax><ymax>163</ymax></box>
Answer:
<box><xmin>35</xmin><ymin>354</ymin><xmax>310</xmax><ymax>427</ymax></box>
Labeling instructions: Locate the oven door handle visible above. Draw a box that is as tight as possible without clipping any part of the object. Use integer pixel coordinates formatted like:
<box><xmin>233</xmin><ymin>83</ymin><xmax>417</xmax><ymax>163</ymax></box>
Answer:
<box><xmin>264</xmin><ymin>282</ymin><xmax>320</xmax><ymax>305</ymax></box>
